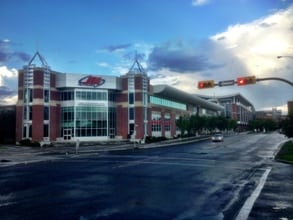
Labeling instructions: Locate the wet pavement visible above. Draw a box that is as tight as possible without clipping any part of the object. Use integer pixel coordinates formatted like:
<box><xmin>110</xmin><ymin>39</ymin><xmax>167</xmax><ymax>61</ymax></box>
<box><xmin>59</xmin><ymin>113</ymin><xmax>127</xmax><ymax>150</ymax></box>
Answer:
<box><xmin>248</xmin><ymin>162</ymin><xmax>293</xmax><ymax>220</ymax></box>
<box><xmin>0</xmin><ymin>133</ymin><xmax>292</xmax><ymax>220</ymax></box>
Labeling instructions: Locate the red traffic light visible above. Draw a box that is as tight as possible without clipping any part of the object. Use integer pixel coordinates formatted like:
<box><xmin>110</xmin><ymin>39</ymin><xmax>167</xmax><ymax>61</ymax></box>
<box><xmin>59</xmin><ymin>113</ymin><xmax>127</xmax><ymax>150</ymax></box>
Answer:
<box><xmin>236</xmin><ymin>76</ymin><xmax>256</xmax><ymax>86</ymax></box>
<box><xmin>198</xmin><ymin>80</ymin><xmax>215</xmax><ymax>89</ymax></box>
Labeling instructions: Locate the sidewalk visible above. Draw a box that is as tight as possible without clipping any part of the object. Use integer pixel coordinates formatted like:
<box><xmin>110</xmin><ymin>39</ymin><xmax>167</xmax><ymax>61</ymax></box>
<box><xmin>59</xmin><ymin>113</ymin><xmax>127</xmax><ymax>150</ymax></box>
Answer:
<box><xmin>0</xmin><ymin>136</ymin><xmax>210</xmax><ymax>167</ymax></box>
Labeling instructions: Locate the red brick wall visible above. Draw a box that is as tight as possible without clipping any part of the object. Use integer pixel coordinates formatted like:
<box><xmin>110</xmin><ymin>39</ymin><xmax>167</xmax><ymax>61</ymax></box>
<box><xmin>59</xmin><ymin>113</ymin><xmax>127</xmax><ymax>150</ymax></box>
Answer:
<box><xmin>32</xmin><ymin>105</ymin><xmax>44</xmax><ymax>141</ymax></box>
<box><xmin>232</xmin><ymin>104</ymin><xmax>237</xmax><ymax>120</ymax></box>
<box><xmin>34</xmin><ymin>70</ymin><xmax>44</xmax><ymax>85</ymax></box>
<box><xmin>116</xmin><ymin>106</ymin><xmax>128</xmax><ymax>138</ymax></box>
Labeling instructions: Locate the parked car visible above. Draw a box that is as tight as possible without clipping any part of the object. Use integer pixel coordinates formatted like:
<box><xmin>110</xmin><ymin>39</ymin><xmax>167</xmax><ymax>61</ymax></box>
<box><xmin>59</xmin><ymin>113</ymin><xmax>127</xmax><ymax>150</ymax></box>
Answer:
<box><xmin>211</xmin><ymin>132</ymin><xmax>224</xmax><ymax>142</ymax></box>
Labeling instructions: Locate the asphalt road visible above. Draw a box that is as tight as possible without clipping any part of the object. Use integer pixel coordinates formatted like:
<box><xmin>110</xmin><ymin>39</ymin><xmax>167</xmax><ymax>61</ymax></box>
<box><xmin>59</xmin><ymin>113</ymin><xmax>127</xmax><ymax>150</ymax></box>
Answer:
<box><xmin>0</xmin><ymin>133</ymin><xmax>292</xmax><ymax>220</ymax></box>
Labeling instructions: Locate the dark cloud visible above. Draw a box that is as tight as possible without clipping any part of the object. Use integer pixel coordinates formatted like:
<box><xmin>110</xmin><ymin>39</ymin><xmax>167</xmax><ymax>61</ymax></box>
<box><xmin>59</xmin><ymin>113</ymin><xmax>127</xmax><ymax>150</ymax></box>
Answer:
<box><xmin>13</xmin><ymin>52</ymin><xmax>31</xmax><ymax>62</ymax></box>
<box><xmin>217</xmin><ymin>36</ymin><xmax>226</xmax><ymax>41</ymax></box>
<box><xmin>0</xmin><ymin>86</ymin><xmax>16</xmax><ymax>97</ymax></box>
<box><xmin>0</xmin><ymin>39</ymin><xmax>31</xmax><ymax>64</ymax></box>
<box><xmin>0</xmin><ymin>52</ymin><xmax>9</xmax><ymax>62</ymax></box>
<box><xmin>103</xmin><ymin>43</ymin><xmax>132</xmax><ymax>52</ymax></box>
<box><xmin>259</xmin><ymin>22</ymin><xmax>275</xmax><ymax>28</ymax></box>
<box><xmin>148</xmin><ymin>43</ymin><xmax>223</xmax><ymax>73</ymax></box>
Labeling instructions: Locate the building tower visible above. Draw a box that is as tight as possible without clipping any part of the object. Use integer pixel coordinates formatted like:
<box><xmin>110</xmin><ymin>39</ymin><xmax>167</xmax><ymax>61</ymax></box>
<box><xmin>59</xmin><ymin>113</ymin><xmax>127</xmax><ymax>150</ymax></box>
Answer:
<box><xmin>16</xmin><ymin>52</ymin><xmax>60</xmax><ymax>143</ymax></box>
<box><xmin>117</xmin><ymin>55</ymin><xmax>150</xmax><ymax>141</ymax></box>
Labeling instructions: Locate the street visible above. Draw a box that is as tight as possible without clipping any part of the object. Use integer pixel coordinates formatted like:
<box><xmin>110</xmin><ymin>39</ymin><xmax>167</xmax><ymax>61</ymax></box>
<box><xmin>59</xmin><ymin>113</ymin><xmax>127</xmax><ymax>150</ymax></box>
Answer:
<box><xmin>0</xmin><ymin>132</ymin><xmax>292</xmax><ymax>220</ymax></box>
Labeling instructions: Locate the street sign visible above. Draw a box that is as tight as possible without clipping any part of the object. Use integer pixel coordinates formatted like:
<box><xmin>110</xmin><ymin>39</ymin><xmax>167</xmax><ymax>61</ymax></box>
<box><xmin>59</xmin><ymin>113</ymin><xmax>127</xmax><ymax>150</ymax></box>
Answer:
<box><xmin>218</xmin><ymin>80</ymin><xmax>235</xmax><ymax>87</ymax></box>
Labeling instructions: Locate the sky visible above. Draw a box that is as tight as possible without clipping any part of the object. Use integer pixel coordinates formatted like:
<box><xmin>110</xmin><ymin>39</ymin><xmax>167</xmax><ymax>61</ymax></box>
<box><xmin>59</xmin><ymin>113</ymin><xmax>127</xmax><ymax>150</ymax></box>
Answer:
<box><xmin>0</xmin><ymin>0</ymin><xmax>293</xmax><ymax>114</ymax></box>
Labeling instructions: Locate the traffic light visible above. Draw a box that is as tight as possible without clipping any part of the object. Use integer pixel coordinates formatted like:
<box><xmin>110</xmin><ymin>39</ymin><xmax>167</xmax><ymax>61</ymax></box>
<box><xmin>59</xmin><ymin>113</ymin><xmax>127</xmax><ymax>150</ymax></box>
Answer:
<box><xmin>237</xmin><ymin>76</ymin><xmax>256</xmax><ymax>86</ymax></box>
<box><xmin>198</xmin><ymin>80</ymin><xmax>215</xmax><ymax>89</ymax></box>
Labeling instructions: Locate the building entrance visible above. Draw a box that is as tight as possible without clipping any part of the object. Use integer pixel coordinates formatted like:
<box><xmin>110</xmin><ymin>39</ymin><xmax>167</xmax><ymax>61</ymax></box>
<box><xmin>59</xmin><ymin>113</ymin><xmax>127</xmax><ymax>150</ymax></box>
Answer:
<box><xmin>63</xmin><ymin>129</ymin><xmax>72</xmax><ymax>140</ymax></box>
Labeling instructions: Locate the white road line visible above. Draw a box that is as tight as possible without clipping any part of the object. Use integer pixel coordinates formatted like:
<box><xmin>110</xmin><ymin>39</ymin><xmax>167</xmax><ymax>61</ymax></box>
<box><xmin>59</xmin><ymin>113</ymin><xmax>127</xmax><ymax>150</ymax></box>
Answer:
<box><xmin>236</xmin><ymin>167</ymin><xmax>272</xmax><ymax>220</ymax></box>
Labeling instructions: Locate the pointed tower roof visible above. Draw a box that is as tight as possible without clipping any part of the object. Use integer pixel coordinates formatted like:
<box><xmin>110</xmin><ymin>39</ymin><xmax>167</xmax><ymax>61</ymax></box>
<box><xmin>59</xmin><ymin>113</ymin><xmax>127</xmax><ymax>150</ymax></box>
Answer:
<box><xmin>28</xmin><ymin>51</ymin><xmax>49</xmax><ymax>68</ymax></box>
<box><xmin>128</xmin><ymin>52</ymin><xmax>146</xmax><ymax>74</ymax></box>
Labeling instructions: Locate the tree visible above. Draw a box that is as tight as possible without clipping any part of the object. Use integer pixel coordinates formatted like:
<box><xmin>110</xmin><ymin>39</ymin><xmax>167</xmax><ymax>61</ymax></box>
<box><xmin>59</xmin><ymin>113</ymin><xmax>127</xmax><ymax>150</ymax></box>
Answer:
<box><xmin>280</xmin><ymin>115</ymin><xmax>293</xmax><ymax>138</ymax></box>
<box><xmin>176</xmin><ymin>115</ymin><xmax>190</xmax><ymax>137</ymax></box>
<box><xmin>227</xmin><ymin>119</ymin><xmax>237</xmax><ymax>131</ymax></box>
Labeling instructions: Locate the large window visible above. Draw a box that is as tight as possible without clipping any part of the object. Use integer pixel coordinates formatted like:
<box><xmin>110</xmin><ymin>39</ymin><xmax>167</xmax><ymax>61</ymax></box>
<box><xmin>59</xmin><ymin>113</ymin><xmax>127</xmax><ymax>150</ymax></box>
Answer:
<box><xmin>151</xmin><ymin>111</ymin><xmax>162</xmax><ymax>134</ymax></box>
<box><xmin>61</xmin><ymin>106</ymin><xmax>74</xmax><ymax>137</ymax></box>
<box><xmin>75</xmin><ymin>106</ymin><xmax>107</xmax><ymax>137</ymax></box>
<box><xmin>150</xmin><ymin>96</ymin><xmax>186</xmax><ymax>111</ymax></box>
<box><xmin>61</xmin><ymin>91</ymin><xmax>74</xmax><ymax>101</ymax></box>
<box><xmin>76</xmin><ymin>91</ymin><xmax>107</xmax><ymax>101</ymax></box>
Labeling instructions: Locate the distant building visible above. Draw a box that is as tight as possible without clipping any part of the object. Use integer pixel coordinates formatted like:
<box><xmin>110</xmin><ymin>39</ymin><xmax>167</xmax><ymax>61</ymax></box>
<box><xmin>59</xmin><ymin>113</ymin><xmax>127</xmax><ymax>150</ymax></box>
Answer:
<box><xmin>16</xmin><ymin>52</ymin><xmax>223</xmax><ymax>143</ymax></box>
<box><xmin>0</xmin><ymin>105</ymin><xmax>16</xmax><ymax>144</ymax></box>
<box><xmin>198</xmin><ymin>93</ymin><xmax>255</xmax><ymax>130</ymax></box>
<box><xmin>255</xmin><ymin>108</ymin><xmax>282</xmax><ymax>121</ymax></box>
<box><xmin>288</xmin><ymin>101</ymin><xmax>293</xmax><ymax>116</ymax></box>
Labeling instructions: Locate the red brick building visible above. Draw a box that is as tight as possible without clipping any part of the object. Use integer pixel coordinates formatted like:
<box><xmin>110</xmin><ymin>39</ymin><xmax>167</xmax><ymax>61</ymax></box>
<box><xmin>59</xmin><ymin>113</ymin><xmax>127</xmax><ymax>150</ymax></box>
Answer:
<box><xmin>16</xmin><ymin>53</ymin><xmax>223</xmax><ymax>143</ymax></box>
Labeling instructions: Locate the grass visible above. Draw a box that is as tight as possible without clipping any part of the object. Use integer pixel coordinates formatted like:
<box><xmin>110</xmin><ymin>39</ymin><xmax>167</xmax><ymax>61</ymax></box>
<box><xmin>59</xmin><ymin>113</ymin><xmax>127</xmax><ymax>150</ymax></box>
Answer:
<box><xmin>276</xmin><ymin>140</ymin><xmax>293</xmax><ymax>163</ymax></box>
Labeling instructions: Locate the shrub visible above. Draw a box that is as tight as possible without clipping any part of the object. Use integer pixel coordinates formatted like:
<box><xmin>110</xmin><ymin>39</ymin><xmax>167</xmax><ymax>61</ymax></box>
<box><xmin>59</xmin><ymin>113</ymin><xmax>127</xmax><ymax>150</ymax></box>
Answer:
<box><xmin>19</xmin><ymin>139</ymin><xmax>40</xmax><ymax>147</ymax></box>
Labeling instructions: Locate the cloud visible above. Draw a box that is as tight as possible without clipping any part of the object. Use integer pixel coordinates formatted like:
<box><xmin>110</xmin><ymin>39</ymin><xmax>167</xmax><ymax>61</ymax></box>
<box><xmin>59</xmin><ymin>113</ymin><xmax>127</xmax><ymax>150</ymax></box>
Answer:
<box><xmin>0</xmin><ymin>85</ymin><xmax>17</xmax><ymax>105</ymax></box>
<box><xmin>192</xmin><ymin>0</ymin><xmax>209</xmax><ymax>6</ymax></box>
<box><xmin>205</xmin><ymin>5</ymin><xmax>293</xmax><ymax>110</ymax></box>
<box><xmin>13</xmin><ymin>52</ymin><xmax>31</xmax><ymax>62</ymax></box>
<box><xmin>97</xmin><ymin>62</ymin><xmax>109</xmax><ymax>67</ymax></box>
<box><xmin>148</xmin><ymin>4</ymin><xmax>293</xmax><ymax>112</ymax></box>
<box><xmin>147</xmin><ymin>41</ymin><xmax>223</xmax><ymax>73</ymax></box>
<box><xmin>0</xmin><ymin>66</ymin><xmax>18</xmax><ymax>86</ymax></box>
<box><xmin>0</xmin><ymin>85</ymin><xmax>16</xmax><ymax>96</ymax></box>
<box><xmin>0</xmin><ymin>39</ymin><xmax>31</xmax><ymax>64</ymax></box>
<box><xmin>101</xmin><ymin>43</ymin><xmax>132</xmax><ymax>53</ymax></box>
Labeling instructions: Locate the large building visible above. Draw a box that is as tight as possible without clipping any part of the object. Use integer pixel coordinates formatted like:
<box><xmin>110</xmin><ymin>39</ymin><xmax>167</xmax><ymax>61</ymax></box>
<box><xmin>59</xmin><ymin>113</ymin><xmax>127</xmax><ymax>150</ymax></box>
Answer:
<box><xmin>16</xmin><ymin>52</ymin><xmax>223</xmax><ymax>143</ymax></box>
<box><xmin>198</xmin><ymin>94</ymin><xmax>255</xmax><ymax>130</ymax></box>
<box><xmin>255</xmin><ymin>108</ymin><xmax>282</xmax><ymax>121</ymax></box>
<box><xmin>288</xmin><ymin>100</ymin><xmax>293</xmax><ymax>116</ymax></box>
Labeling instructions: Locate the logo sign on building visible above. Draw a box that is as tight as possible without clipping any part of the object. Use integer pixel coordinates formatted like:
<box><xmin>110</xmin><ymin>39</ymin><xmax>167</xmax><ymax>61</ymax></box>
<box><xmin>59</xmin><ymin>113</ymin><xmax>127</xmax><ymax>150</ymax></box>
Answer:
<box><xmin>78</xmin><ymin>75</ymin><xmax>105</xmax><ymax>87</ymax></box>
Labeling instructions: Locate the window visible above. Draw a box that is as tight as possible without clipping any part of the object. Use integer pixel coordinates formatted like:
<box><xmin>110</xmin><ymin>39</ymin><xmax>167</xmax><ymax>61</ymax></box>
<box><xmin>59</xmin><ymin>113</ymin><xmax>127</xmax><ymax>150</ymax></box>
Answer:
<box><xmin>150</xmin><ymin>96</ymin><xmax>186</xmax><ymax>111</ymax></box>
<box><xmin>44</xmin><ymin>124</ymin><xmax>49</xmax><ymax>137</ymax></box>
<box><xmin>74</xmin><ymin>106</ymin><xmax>108</xmax><ymax>137</ymax></box>
<box><xmin>29</xmin><ymin>106</ymin><xmax>32</xmax><ymax>120</ymax></box>
<box><xmin>129</xmin><ymin>93</ymin><xmax>134</xmax><ymax>104</ymax></box>
<box><xmin>24</xmin><ymin>106</ymin><xmax>27</xmax><ymax>120</ymax></box>
<box><xmin>75</xmin><ymin>90</ymin><xmax>107</xmax><ymax>101</ymax></box>
<box><xmin>44</xmin><ymin>89</ymin><xmax>49</xmax><ymax>102</ymax></box>
<box><xmin>129</xmin><ymin>108</ymin><xmax>134</xmax><ymax>120</ymax></box>
<box><xmin>165</xmin><ymin>125</ymin><xmax>170</xmax><ymax>131</ymax></box>
<box><xmin>29</xmin><ymin>89</ymin><xmax>33</xmax><ymax>103</ymax></box>
<box><xmin>44</xmin><ymin>106</ymin><xmax>49</xmax><ymax>120</ymax></box>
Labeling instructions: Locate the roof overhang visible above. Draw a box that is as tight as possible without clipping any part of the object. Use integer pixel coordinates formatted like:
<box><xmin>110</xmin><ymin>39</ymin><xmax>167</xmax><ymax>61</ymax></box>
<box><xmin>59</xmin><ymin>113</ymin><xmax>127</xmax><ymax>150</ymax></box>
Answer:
<box><xmin>152</xmin><ymin>85</ymin><xmax>224</xmax><ymax>111</ymax></box>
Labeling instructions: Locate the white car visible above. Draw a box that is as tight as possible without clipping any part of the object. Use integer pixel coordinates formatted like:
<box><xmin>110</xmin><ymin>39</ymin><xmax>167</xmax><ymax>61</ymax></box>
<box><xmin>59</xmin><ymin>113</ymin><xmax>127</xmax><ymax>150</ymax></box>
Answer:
<box><xmin>211</xmin><ymin>132</ymin><xmax>224</xmax><ymax>142</ymax></box>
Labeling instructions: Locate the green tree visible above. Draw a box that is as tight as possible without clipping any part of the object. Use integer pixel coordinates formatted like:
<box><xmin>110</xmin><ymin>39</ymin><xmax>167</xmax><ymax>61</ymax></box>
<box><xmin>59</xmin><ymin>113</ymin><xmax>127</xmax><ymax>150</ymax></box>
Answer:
<box><xmin>227</xmin><ymin>119</ymin><xmax>237</xmax><ymax>131</ymax></box>
<box><xmin>280</xmin><ymin>115</ymin><xmax>293</xmax><ymax>138</ymax></box>
<box><xmin>176</xmin><ymin>115</ymin><xmax>190</xmax><ymax>137</ymax></box>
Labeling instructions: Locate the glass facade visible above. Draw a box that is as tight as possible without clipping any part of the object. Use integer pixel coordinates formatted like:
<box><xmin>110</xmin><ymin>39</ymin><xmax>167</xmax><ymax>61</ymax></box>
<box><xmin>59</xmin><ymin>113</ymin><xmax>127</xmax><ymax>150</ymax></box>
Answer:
<box><xmin>60</xmin><ymin>89</ymin><xmax>116</xmax><ymax>140</ymax></box>
<box><xmin>150</xmin><ymin>96</ymin><xmax>186</xmax><ymax>111</ymax></box>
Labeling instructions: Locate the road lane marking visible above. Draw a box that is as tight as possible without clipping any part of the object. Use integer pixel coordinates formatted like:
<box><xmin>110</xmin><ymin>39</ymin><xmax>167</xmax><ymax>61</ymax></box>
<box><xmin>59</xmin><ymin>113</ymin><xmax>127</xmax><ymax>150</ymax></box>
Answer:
<box><xmin>235</xmin><ymin>167</ymin><xmax>271</xmax><ymax>220</ymax></box>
